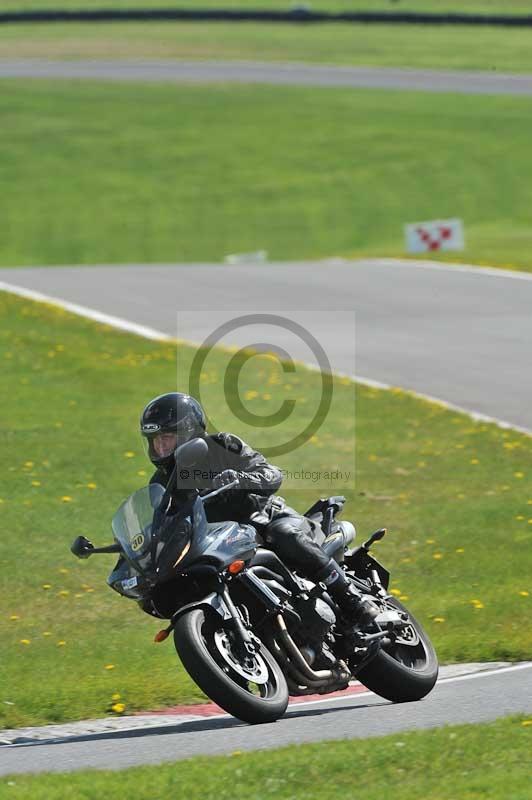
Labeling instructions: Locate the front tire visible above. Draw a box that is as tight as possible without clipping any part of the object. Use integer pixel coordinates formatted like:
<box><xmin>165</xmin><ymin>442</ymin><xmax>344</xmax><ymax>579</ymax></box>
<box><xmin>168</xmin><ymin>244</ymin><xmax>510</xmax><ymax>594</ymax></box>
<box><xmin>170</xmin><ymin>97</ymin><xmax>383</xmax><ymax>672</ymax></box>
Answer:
<box><xmin>174</xmin><ymin>608</ymin><xmax>289</xmax><ymax>724</ymax></box>
<box><xmin>356</xmin><ymin>597</ymin><xmax>438</xmax><ymax>702</ymax></box>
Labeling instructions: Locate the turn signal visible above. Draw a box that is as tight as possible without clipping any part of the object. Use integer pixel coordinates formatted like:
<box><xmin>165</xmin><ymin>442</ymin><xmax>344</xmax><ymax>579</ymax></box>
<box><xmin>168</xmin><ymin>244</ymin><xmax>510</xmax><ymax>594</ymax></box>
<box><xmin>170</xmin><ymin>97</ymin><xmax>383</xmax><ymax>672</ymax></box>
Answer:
<box><xmin>228</xmin><ymin>560</ymin><xmax>245</xmax><ymax>575</ymax></box>
<box><xmin>154</xmin><ymin>628</ymin><xmax>171</xmax><ymax>643</ymax></box>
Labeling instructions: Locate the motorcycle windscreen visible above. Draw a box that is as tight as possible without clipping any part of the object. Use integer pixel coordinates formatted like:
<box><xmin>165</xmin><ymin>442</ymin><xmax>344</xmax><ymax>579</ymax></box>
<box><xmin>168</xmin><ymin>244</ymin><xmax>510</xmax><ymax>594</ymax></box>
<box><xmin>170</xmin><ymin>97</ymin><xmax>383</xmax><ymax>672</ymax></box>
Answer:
<box><xmin>111</xmin><ymin>483</ymin><xmax>166</xmax><ymax>572</ymax></box>
<box><xmin>153</xmin><ymin>500</ymin><xmax>196</xmax><ymax>579</ymax></box>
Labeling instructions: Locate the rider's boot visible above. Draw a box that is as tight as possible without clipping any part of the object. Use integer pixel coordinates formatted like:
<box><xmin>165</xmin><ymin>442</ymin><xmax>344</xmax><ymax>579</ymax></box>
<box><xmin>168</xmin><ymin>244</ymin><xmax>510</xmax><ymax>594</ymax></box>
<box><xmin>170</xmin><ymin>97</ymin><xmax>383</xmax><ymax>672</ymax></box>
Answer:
<box><xmin>315</xmin><ymin>559</ymin><xmax>379</xmax><ymax>628</ymax></box>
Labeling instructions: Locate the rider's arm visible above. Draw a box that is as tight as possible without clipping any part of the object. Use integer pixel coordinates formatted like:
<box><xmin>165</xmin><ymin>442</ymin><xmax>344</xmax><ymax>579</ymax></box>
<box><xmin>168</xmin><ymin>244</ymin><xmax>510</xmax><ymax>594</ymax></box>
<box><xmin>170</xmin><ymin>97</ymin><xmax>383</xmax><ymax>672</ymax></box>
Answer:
<box><xmin>214</xmin><ymin>433</ymin><xmax>283</xmax><ymax>496</ymax></box>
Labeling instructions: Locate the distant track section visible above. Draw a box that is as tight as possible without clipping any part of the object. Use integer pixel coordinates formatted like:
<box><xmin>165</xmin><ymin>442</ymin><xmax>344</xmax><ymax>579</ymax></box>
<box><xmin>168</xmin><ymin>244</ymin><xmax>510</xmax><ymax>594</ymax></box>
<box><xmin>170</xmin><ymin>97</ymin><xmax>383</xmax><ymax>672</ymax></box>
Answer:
<box><xmin>2</xmin><ymin>59</ymin><xmax>532</xmax><ymax>96</ymax></box>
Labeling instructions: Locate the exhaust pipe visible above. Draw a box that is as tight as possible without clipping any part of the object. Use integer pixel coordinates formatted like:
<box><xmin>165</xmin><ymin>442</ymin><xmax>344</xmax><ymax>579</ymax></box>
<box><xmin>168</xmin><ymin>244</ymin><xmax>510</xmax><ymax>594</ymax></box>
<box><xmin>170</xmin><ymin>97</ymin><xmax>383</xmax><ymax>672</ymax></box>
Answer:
<box><xmin>275</xmin><ymin>615</ymin><xmax>333</xmax><ymax>684</ymax></box>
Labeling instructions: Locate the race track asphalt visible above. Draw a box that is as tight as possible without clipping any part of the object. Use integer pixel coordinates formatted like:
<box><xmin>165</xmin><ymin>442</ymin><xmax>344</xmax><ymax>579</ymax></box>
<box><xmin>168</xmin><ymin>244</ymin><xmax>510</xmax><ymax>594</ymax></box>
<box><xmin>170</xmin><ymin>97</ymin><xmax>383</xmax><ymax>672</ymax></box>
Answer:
<box><xmin>1</xmin><ymin>664</ymin><xmax>531</xmax><ymax>775</ymax></box>
<box><xmin>1</xmin><ymin>59</ymin><xmax>532</xmax><ymax>95</ymax></box>
<box><xmin>1</xmin><ymin>259</ymin><xmax>531</xmax><ymax>432</ymax></box>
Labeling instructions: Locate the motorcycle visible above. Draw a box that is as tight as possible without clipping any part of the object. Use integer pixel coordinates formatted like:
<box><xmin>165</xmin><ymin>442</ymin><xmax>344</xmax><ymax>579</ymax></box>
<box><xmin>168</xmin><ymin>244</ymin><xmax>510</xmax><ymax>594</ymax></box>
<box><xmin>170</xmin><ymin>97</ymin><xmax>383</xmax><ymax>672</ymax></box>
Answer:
<box><xmin>71</xmin><ymin>438</ymin><xmax>438</xmax><ymax>724</ymax></box>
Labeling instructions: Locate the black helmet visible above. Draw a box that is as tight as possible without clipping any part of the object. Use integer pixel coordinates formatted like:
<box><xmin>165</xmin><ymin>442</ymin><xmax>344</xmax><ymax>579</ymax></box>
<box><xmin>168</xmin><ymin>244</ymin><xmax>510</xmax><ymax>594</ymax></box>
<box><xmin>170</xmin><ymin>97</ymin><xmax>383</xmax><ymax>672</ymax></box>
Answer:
<box><xmin>140</xmin><ymin>392</ymin><xmax>207</xmax><ymax>468</ymax></box>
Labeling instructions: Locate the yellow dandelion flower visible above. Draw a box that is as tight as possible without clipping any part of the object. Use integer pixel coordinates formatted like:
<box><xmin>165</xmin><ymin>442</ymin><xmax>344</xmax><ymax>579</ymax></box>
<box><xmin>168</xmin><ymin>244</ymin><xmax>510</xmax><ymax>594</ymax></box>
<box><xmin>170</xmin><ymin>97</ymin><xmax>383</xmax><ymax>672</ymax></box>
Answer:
<box><xmin>112</xmin><ymin>693</ymin><xmax>121</xmax><ymax>701</ymax></box>
<box><xmin>104</xmin><ymin>664</ymin><xmax>115</xmax><ymax>670</ymax></box>
<box><xmin>455</xmin><ymin>548</ymin><xmax>465</xmax><ymax>553</ymax></box>
<box><xmin>31</xmin><ymin>481</ymin><xmax>41</xmax><ymax>487</ymax></box>
<box><xmin>527</xmin><ymin>500</ymin><xmax>532</xmax><ymax>505</ymax></box>
<box><xmin>470</xmin><ymin>458</ymin><xmax>479</xmax><ymax>464</ymax></box>
<box><xmin>390</xmin><ymin>589</ymin><xmax>402</xmax><ymax>596</ymax></box>
<box><xmin>514</xmin><ymin>472</ymin><xmax>524</xmax><ymax>479</ymax></box>
<box><xmin>519</xmin><ymin>591</ymin><xmax>529</xmax><ymax>597</ymax></box>
<box><xmin>61</xmin><ymin>496</ymin><xmax>73</xmax><ymax>503</ymax></box>
<box><xmin>111</xmin><ymin>703</ymin><xmax>125</xmax><ymax>714</ymax></box>
<box><xmin>124</xmin><ymin>451</ymin><xmax>135</xmax><ymax>458</ymax></box>
<box><xmin>10</xmin><ymin>615</ymin><xmax>20</xmax><ymax>621</ymax></box>
<box><xmin>473</xmin><ymin>602</ymin><xmax>484</xmax><ymax>609</ymax></box>
<box><xmin>137</xmin><ymin>470</ymin><xmax>147</xmax><ymax>477</ymax></box>
<box><xmin>58</xmin><ymin>568</ymin><xmax>69</xmax><ymax>574</ymax></box>
<box><xmin>426</xmin><ymin>539</ymin><xmax>435</xmax><ymax>544</ymax></box>
<box><xmin>20</xmin><ymin>639</ymin><xmax>31</xmax><ymax>645</ymax></box>
<box><xmin>433</xmin><ymin>617</ymin><xmax>445</xmax><ymax>623</ymax></box>
<box><xmin>399</xmin><ymin>595</ymin><xmax>409</xmax><ymax>601</ymax></box>
<box><xmin>58</xmin><ymin>590</ymin><xmax>69</xmax><ymax>597</ymax></box>
<box><xmin>42</xmin><ymin>584</ymin><xmax>52</xmax><ymax>590</ymax></box>
<box><xmin>42</xmin><ymin>632</ymin><xmax>52</xmax><ymax>637</ymax></box>
<box><xmin>528</xmin><ymin>520</ymin><xmax>532</xmax><ymax>525</ymax></box>
<box><xmin>516</xmin><ymin>515</ymin><xmax>525</xmax><ymax>521</ymax></box>
<box><xmin>24</xmin><ymin>461</ymin><xmax>34</xmax><ymax>468</ymax></box>
<box><xmin>433</xmin><ymin>553</ymin><xmax>443</xmax><ymax>560</ymax></box>
<box><xmin>521</xmin><ymin>720</ymin><xmax>532</xmax><ymax>727</ymax></box>
<box><xmin>74</xmin><ymin>593</ymin><xmax>83</xmax><ymax>598</ymax></box>
<box><xmin>244</xmin><ymin>390</ymin><xmax>258</xmax><ymax>401</ymax></box>
<box><xmin>57</xmin><ymin>641</ymin><xmax>66</xmax><ymax>647</ymax></box>
<box><xmin>86</xmin><ymin>482</ymin><xmax>97</xmax><ymax>490</ymax></box>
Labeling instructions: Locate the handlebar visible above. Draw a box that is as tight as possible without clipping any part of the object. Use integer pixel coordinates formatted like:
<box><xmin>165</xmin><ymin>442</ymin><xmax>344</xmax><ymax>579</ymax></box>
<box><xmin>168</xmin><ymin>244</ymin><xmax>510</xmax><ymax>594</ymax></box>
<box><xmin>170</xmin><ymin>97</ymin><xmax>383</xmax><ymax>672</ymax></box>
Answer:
<box><xmin>199</xmin><ymin>479</ymin><xmax>239</xmax><ymax>503</ymax></box>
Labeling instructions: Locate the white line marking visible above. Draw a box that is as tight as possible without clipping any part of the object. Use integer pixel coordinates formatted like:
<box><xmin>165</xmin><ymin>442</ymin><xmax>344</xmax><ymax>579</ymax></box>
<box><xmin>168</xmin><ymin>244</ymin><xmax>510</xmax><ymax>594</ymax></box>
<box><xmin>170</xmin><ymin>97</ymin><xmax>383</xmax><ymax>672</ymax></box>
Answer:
<box><xmin>1</xmin><ymin>275</ymin><xmax>530</xmax><ymax>438</ymax></box>
<box><xmin>287</xmin><ymin>661</ymin><xmax>532</xmax><ymax>710</ymax></box>
<box><xmin>361</xmin><ymin>257</ymin><xmax>532</xmax><ymax>282</ymax></box>
<box><xmin>0</xmin><ymin>280</ymin><xmax>172</xmax><ymax>342</ymax></box>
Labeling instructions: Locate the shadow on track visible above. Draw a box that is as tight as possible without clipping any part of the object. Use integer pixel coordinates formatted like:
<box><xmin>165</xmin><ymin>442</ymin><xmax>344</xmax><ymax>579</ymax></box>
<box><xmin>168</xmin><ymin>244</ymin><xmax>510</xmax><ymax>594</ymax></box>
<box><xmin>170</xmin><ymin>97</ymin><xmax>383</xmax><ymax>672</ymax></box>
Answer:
<box><xmin>5</xmin><ymin>699</ymin><xmax>389</xmax><ymax>749</ymax></box>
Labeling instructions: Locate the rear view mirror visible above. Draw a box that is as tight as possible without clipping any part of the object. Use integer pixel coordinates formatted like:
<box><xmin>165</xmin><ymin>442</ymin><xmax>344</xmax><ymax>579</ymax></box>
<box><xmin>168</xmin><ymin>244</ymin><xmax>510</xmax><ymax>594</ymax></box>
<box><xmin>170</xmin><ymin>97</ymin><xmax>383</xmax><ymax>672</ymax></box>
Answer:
<box><xmin>175</xmin><ymin>437</ymin><xmax>208</xmax><ymax>468</ymax></box>
<box><xmin>71</xmin><ymin>535</ymin><xmax>95</xmax><ymax>559</ymax></box>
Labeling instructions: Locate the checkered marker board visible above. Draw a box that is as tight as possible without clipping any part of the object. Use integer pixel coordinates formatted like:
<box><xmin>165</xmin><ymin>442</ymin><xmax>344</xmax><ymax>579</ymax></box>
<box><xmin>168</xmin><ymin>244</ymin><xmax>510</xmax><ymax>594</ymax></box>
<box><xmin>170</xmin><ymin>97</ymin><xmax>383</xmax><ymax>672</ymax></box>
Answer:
<box><xmin>405</xmin><ymin>219</ymin><xmax>464</xmax><ymax>253</ymax></box>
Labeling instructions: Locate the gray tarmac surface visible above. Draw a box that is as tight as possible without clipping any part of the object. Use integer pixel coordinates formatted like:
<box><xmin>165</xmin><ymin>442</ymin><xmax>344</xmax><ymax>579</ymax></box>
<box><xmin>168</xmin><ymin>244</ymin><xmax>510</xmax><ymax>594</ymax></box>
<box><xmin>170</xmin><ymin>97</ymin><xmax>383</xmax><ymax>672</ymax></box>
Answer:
<box><xmin>1</xmin><ymin>59</ymin><xmax>532</xmax><ymax>95</ymax></box>
<box><xmin>1</xmin><ymin>665</ymin><xmax>531</xmax><ymax>775</ymax></box>
<box><xmin>1</xmin><ymin>259</ymin><xmax>531</xmax><ymax>432</ymax></box>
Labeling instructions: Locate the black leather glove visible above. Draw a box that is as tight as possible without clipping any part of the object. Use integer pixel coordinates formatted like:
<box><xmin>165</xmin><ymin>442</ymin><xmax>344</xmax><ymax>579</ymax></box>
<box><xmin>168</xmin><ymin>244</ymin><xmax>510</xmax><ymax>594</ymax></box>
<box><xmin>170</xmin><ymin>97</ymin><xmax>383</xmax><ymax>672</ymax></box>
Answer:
<box><xmin>212</xmin><ymin>469</ymin><xmax>241</xmax><ymax>492</ymax></box>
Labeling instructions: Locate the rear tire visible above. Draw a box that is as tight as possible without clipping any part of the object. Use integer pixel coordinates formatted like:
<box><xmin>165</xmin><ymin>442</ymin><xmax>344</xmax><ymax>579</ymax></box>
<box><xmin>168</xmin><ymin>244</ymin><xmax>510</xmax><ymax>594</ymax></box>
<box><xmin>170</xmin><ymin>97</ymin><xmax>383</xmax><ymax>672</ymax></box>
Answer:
<box><xmin>356</xmin><ymin>598</ymin><xmax>438</xmax><ymax>702</ymax></box>
<box><xmin>174</xmin><ymin>608</ymin><xmax>289</xmax><ymax>724</ymax></box>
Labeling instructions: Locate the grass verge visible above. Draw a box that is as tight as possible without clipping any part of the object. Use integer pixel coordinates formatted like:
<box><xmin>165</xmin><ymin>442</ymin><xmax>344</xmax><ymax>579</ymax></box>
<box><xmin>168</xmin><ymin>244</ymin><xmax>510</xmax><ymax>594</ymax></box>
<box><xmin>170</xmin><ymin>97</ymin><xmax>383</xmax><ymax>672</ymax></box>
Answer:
<box><xmin>3</xmin><ymin>716</ymin><xmax>532</xmax><ymax>798</ymax></box>
<box><xmin>1</xmin><ymin>81</ymin><xmax>532</xmax><ymax>272</ymax></box>
<box><xmin>2</xmin><ymin>20</ymin><xmax>532</xmax><ymax>73</ymax></box>
<box><xmin>1</xmin><ymin>291</ymin><xmax>531</xmax><ymax>728</ymax></box>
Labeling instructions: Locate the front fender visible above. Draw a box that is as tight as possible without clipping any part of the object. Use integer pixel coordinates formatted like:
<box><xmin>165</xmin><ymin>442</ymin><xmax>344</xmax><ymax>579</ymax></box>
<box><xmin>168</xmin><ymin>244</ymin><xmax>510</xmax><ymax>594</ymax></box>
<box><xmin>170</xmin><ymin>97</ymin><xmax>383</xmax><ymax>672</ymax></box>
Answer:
<box><xmin>171</xmin><ymin>592</ymin><xmax>232</xmax><ymax>625</ymax></box>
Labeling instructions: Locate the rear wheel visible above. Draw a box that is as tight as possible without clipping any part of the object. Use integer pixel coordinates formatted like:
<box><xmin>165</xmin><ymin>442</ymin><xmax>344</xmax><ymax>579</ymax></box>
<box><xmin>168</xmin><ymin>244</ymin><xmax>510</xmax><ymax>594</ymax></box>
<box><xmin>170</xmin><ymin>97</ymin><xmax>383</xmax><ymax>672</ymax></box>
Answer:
<box><xmin>356</xmin><ymin>597</ymin><xmax>438</xmax><ymax>702</ymax></box>
<box><xmin>174</xmin><ymin>608</ymin><xmax>289</xmax><ymax>724</ymax></box>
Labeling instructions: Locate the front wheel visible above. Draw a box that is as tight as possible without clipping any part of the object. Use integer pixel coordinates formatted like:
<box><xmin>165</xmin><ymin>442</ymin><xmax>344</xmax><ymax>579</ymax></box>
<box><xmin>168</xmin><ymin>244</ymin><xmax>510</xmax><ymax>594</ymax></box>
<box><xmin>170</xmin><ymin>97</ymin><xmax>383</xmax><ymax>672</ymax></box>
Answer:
<box><xmin>174</xmin><ymin>608</ymin><xmax>289</xmax><ymax>724</ymax></box>
<box><xmin>355</xmin><ymin>597</ymin><xmax>438</xmax><ymax>702</ymax></box>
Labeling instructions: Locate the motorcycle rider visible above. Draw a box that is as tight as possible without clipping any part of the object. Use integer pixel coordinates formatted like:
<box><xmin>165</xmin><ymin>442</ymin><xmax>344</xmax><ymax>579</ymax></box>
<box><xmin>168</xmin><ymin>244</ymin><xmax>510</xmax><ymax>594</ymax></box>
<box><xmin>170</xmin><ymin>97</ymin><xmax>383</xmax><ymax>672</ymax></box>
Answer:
<box><xmin>139</xmin><ymin>392</ymin><xmax>378</xmax><ymax>628</ymax></box>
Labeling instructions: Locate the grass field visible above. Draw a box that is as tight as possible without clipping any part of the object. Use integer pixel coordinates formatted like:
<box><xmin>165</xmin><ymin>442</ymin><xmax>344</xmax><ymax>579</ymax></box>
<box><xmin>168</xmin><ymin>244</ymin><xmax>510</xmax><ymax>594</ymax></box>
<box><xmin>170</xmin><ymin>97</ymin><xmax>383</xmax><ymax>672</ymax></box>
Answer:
<box><xmin>2</xmin><ymin>1</ymin><xmax>531</xmax><ymax>15</ymax></box>
<box><xmin>3</xmin><ymin>717</ymin><xmax>532</xmax><ymax>798</ymax></box>
<box><xmin>1</xmin><ymin>291</ymin><xmax>531</xmax><ymax>728</ymax></box>
<box><xmin>2</xmin><ymin>20</ymin><xmax>532</xmax><ymax>73</ymax></box>
<box><xmin>1</xmin><ymin>81</ymin><xmax>531</xmax><ymax>272</ymax></box>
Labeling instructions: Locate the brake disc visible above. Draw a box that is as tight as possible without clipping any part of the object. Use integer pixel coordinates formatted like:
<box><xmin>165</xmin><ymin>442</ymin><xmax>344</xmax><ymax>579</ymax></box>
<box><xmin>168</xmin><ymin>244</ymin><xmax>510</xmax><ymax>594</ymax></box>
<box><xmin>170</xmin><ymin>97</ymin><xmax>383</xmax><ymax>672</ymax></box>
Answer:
<box><xmin>213</xmin><ymin>630</ymin><xmax>270</xmax><ymax>684</ymax></box>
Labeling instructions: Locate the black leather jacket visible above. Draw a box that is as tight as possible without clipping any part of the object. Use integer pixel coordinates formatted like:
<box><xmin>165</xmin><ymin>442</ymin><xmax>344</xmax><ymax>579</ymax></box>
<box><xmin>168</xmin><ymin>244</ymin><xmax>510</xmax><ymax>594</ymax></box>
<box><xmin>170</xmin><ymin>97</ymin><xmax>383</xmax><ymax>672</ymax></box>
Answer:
<box><xmin>150</xmin><ymin>432</ymin><xmax>283</xmax><ymax>523</ymax></box>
